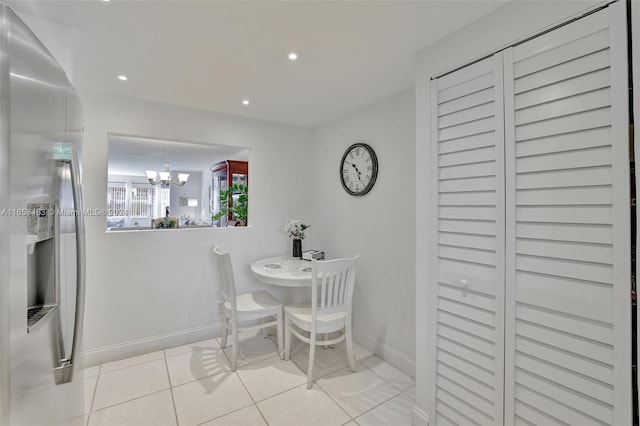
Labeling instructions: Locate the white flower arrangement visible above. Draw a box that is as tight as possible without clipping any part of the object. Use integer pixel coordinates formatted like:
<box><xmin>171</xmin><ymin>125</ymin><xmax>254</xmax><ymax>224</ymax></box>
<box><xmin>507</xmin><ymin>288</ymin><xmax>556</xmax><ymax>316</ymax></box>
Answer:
<box><xmin>282</xmin><ymin>219</ymin><xmax>310</xmax><ymax>240</ymax></box>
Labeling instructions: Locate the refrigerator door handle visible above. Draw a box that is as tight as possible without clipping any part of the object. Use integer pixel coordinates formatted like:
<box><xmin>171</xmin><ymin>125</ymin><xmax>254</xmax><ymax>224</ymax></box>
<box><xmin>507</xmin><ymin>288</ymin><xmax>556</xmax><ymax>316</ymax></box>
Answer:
<box><xmin>53</xmin><ymin>144</ymin><xmax>85</xmax><ymax>385</ymax></box>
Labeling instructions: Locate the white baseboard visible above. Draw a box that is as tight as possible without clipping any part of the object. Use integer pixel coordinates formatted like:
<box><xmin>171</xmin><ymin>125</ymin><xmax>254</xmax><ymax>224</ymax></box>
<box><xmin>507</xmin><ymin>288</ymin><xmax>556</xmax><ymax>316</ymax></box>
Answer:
<box><xmin>411</xmin><ymin>406</ymin><xmax>430</xmax><ymax>426</ymax></box>
<box><xmin>353</xmin><ymin>329</ymin><xmax>416</xmax><ymax>378</ymax></box>
<box><xmin>83</xmin><ymin>322</ymin><xmax>223</xmax><ymax>367</ymax></box>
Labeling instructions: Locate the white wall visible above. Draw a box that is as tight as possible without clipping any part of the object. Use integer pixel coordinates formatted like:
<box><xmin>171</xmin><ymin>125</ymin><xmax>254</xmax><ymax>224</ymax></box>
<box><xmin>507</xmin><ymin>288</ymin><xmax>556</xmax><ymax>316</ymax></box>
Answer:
<box><xmin>414</xmin><ymin>1</ymin><xmax>602</xmax><ymax>424</ymax></box>
<box><xmin>80</xmin><ymin>90</ymin><xmax>314</xmax><ymax>365</ymax></box>
<box><xmin>312</xmin><ymin>89</ymin><xmax>416</xmax><ymax>377</ymax></box>
<box><xmin>169</xmin><ymin>170</ymin><xmax>202</xmax><ymax>221</ymax></box>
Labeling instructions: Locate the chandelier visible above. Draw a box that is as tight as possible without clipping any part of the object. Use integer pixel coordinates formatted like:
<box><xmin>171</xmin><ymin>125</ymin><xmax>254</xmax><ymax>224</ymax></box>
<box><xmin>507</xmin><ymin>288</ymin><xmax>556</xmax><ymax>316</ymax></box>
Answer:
<box><xmin>145</xmin><ymin>143</ymin><xmax>189</xmax><ymax>187</ymax></box>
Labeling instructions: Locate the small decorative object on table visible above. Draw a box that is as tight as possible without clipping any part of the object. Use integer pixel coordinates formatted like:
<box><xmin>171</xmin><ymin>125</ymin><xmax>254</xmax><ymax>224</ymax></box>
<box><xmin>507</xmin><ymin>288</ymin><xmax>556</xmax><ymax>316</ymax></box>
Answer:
<box><xmin>302</xmin><ymin>250</ymin><xmax>325</xmax><ymax>261</ymax></box>
<box><xmin>282</xmin><ymin>219</ymin><xmax>310</xmax><ymax>258</ymax></box>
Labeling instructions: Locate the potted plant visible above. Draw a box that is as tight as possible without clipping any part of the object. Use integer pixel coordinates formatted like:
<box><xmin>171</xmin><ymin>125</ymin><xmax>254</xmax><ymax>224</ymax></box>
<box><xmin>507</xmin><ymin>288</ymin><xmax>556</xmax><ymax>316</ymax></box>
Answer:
<box><xmin>213</xmin><ymin>183</ymin><xmax>248</xmax><ymax>226</ymax></box>
<box><xmin>153</xmin><ymin>216</ymin><xmax>178</xmax><ymax>229</ymax></box>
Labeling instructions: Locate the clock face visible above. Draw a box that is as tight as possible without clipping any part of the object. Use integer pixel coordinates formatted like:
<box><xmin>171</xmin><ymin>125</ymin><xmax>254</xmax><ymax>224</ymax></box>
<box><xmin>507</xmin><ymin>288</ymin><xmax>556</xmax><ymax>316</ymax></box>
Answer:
<box><xmin>340</xmin><ymin>143</ymin><xmax>378</xmax><ymax>196</ymax></box>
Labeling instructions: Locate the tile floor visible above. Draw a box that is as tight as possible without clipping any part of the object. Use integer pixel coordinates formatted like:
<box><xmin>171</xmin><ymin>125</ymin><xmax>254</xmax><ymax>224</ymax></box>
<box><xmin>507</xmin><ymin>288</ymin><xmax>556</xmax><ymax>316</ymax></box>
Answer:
<box><xmin>78</xmin><ymin>331</ymin><xmax>415</xmax><ymax>426</ymax></box>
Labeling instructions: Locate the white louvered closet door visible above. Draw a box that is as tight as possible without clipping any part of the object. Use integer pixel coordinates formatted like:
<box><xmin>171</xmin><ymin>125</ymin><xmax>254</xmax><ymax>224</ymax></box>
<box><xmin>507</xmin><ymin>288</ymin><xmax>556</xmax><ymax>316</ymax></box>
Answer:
<box><xmin>429</xmin><ymin>2</ymin><xmax>631</xmax><ymax>425</ymax></box>
<box><xmin>503</xmin><ymin>3</ymin><xmax>630</xmax><ymax>426</ymax></box>
<box><xmin>428</xmin><ymin>53</ymin><xmax>506</xmax><ymax>425</ymax></box>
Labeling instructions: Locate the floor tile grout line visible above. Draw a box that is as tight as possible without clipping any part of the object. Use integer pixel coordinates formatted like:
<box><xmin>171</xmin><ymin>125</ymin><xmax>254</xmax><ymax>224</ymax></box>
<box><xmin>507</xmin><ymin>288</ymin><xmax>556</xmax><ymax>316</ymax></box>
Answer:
<box><xmin>363</xmin><ymin>368</ymin><xmax>416</xmax><ymax>394</ymax></box>
<box><xmin>85</xmin><ymin>364</ymin><xmax>102</xmax><ymax>425</ymax></box>
<box><xmin>313</xmin><ymin>359</ymin><xmax>407</xmax><ymax>422</ymax></box>
<box><xmin>183</xmin><ymin>336</ymin><xmax>280</xmax><ymax>426</ymax></box>
<box><xmin>233</xmin><ymin>370</ymin><xmax>271</xmax><ymax>426</ymax></box>
<box><xmin>98</xmin><ymin>352</ymin><xmax>166</xmax><ymax>375</ymax></box>
<box><xmin>89</xmin><ymin>357</ymin><xmax>172</xmax><ymax>413</ymax></box>
<box><xmin>350</xmin><ymin>388</ymin><xmax>411</xmax><ymax>423</ymax></box>
<box><xmin>162</xmin><ymin>350</ymin><xmax>180</xmax><ymax>426</ymax></box>
<box><xmin>164</xmin><ymin>338</ymin><xmax>221</xmax><ymax>358</ymax></box>
<box><xmin>313</xmin><ymin>379</ymin><xmax>356</xmax><ymax>422</ymax></box>
<box><xmin>310</xmin><ymin>360</ymin><xmax>366</xmax><ymax>422</ymax></box>
<box><xmin>243</xmin><ymin>360</ymin><xmax>309</xmax><ymax>405</ymax></box>
<box><xmin>192</xmin><ymin>399</ymin><xmax>258</xmax><ymax>426</ymax></box>
<box><xmin>219</xmin><ymin>335</ymin><xmax>282</xmax><ymax>370</ymax></box>
<box><xmin>162</xmin><ymin>337</ymin><xmax>281</xmax><ymax>392</ymax></box>
<box><xmin>289</xmin><ymin>352</ymin><xmax>364</xmax><ymax>383</ymax></box>
<box><xmin>164</xmin><ymin>348</ymin><xmax>233</xmax><ymax>389</ymax></box>
<box><xmin>89</xmin><ymin>387</ymin><xmax>172</xmax><ymax>415</ymax></box>
<box><xmin>287</xmin><ymin>347</ymin><xmax>348</xmax><ymax>376</ymax></box>
<box><xmin>356</xmin><ymin>353</ymin><xmax>417</xmax><ymax>397</ymax></box>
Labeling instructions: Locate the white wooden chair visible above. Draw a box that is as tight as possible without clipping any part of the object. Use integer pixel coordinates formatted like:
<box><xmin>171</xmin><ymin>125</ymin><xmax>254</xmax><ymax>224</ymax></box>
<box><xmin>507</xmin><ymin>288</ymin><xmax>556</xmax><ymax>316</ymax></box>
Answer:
<box><xmin>284</xmin><ymin>255</ymin><xmax>360</xmax><ymax>388</ymax></box>
<box><xmin>212</xmin><ymin>246</ymin><xmax>283</xmax><ymax>371</ymax></box>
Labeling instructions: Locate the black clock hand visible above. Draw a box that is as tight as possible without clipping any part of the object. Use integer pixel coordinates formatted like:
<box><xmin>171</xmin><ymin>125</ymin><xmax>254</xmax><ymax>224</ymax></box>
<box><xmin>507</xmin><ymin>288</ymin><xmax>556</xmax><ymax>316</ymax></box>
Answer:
<box><xmin>348</xmin><ymin>162</ymin><xmax>363</xmax><ymax>177</ymax></box>
<box><xmin>348</xmin><ymin>162</ymin><xmax>364</xmax><ymax>183</ymax></box>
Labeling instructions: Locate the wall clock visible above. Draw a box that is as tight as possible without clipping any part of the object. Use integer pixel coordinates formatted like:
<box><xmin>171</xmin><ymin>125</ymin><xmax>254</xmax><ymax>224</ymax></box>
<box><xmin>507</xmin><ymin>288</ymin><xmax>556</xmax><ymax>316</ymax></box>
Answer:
<box><xmin>339</xmin><ymin>142</ymin><xmax>378</xmax><ymax>196</ymax></box>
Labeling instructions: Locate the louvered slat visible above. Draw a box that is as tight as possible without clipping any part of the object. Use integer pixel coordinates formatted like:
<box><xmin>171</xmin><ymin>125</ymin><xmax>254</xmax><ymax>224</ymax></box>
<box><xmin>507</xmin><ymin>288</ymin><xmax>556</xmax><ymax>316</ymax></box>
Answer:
<box><xmin>438</xmin><ymin>232</ymin><xmax>496</xmax><ymax>251</ymax></box>
<box><xmin>439</xmin><ymin>131</ymin><xmax>495</xmax><ymax>154</ymax></box>
<box><xmin>516</xmin><ymin>167</ymin><xmax>612</xmax><ymax>190</ymax></box>
<box><xmin>439</xmin><ymin>219</ymin><xmax>497</xmax><ymax>236</ymax></box>
<box><xmin>516</xmin><ymin>223</ymin><xmax>612</xmax><ymax>245</ymax></box>
<box><xmin>514</xmin><ymin>401</ymin><xmax>566</xmax><ymax>426</ymax></box>
<box><xmin>516</xmin><ymin>205</ymin><xmax>612</xmax><ymax>225</ymax></box>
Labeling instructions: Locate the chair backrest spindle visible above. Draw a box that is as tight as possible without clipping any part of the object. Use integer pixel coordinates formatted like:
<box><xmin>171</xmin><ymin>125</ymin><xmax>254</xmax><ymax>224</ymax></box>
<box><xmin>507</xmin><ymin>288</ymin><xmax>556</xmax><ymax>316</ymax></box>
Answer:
<box><xmin>311</xmin><ymin>255</ymin><xmax>359</xmax><ymax>318</ymax></box>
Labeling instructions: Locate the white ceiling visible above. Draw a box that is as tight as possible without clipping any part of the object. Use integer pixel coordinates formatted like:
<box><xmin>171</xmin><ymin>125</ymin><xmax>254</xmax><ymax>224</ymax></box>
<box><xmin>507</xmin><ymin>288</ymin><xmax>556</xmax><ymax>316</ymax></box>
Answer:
<box><xmin>7</xmin><ymin>0</ymin><xmax>507</xmax><ymax>128</ymax></box>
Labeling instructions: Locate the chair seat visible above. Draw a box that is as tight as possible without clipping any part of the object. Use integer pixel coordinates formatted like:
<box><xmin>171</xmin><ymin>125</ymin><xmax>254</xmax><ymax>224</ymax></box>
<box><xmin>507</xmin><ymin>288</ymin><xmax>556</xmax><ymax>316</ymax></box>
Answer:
<box><xmin>284</xmin><ymin>302</ymin><xmax>347</xmax><ymax>332</ymax></box>
<box><xmin>225</xmin><ymin>290</ymin><xmax>282</xmax><ymax>314</ymax></box>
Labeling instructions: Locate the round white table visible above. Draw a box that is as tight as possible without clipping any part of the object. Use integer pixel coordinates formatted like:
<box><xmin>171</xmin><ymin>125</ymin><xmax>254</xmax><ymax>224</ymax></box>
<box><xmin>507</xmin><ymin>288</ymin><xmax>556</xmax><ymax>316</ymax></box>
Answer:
<box><xmin>250</xmin><ymin>256</ymin><xmax>313</xmax><ymax>287</ymax></box>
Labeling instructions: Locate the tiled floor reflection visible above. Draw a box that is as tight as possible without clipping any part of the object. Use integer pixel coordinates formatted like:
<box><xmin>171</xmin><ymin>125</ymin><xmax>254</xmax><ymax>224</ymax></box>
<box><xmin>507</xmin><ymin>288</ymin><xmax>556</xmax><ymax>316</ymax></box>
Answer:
<box><xmin>80</xmin><ymin>332</ymin><xmax>415</xmax><ymax>426</ymax></box>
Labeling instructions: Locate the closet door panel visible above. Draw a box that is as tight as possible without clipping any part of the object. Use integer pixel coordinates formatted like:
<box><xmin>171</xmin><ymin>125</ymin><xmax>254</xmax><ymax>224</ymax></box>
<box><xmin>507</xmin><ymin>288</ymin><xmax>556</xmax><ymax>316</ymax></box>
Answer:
<box><xmin>504</xmin><ymin>4</ymin><xmax>630</xmax><ymax>426</ymax></box>
<box><xmin>429</xmin><ymin>54</ymin><xmax>505</xmax><ymax>425</ymax></box>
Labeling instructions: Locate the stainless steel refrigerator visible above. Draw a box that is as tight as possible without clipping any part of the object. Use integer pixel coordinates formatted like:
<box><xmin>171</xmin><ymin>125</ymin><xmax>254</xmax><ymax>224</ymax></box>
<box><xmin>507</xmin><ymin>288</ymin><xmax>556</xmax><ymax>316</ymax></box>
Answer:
<box><xmin>0</xmin><ymin>3</ymin><xmax>86</xmax><ymax>425</ymax></box>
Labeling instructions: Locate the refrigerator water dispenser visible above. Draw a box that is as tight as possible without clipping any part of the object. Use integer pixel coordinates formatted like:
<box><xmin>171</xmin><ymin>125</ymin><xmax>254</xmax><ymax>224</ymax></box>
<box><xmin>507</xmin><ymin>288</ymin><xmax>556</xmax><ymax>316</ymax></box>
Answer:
<box><xmin>26</xmin><ymin>202</ymin><xmax>58</xmax><ymax>331</ymax></box>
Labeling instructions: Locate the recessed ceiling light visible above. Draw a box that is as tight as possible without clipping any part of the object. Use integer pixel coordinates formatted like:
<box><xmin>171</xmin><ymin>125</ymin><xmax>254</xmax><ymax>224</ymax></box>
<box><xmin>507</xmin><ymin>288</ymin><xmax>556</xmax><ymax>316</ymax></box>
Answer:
<box><xmin>287</xmin><ymin>52</ymin><xmax>299</xmax><ymax>61</ymax></box>
<box><xmin>242</xmin><ymin>99</ymin><xmax>250</xmax><ymax>106</ymax></box>
<box><xmin>118</xmin><ymin>75</ymin><xmax>127</xmax><ymax>81</ymax></box>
